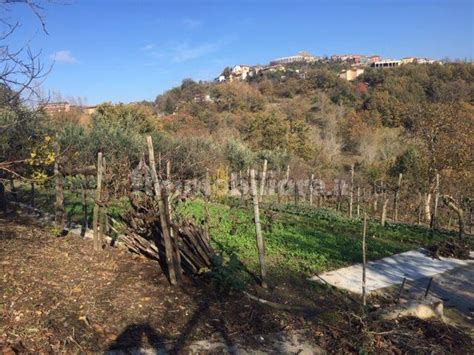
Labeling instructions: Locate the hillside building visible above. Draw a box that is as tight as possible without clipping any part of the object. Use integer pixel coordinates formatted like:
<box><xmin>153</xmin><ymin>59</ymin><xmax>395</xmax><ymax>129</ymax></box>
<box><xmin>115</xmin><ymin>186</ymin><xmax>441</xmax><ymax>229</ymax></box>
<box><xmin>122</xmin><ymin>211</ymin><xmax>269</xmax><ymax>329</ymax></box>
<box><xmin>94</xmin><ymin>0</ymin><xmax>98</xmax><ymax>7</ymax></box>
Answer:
<box><xmin>270</xmin><ymin>51</ymin><xmax>320</xmax><ymax>65</ymax></box>
<box><xmin>370</xmin><ymin>60</ymin><xmax>401</xmax><ymax>68</ymax></box>
<box><xmin>339</xmin><ymin>67</ymin><xmax>365</xmax><ymax>81</ymax></box>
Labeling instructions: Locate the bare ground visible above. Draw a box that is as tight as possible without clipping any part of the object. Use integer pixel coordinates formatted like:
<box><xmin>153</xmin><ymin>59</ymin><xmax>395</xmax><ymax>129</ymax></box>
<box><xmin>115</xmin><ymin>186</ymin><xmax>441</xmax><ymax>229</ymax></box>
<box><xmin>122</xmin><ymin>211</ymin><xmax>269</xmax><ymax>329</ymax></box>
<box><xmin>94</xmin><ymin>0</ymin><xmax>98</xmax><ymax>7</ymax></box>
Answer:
<box><xmin>1</xmin><ymin>213</ymin><xmax>472</xmax><ymax>353</ymax></box>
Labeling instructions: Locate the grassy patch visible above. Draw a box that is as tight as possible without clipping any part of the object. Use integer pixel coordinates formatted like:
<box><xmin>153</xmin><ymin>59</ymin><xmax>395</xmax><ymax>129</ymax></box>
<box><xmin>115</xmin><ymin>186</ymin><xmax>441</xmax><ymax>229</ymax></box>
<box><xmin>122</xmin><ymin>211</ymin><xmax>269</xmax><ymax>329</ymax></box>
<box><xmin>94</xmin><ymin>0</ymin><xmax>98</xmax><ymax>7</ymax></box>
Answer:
<box><xmin>176</xmin><ymin>199</ymin><xmax>453</xmax><ymax>278</ymax></box>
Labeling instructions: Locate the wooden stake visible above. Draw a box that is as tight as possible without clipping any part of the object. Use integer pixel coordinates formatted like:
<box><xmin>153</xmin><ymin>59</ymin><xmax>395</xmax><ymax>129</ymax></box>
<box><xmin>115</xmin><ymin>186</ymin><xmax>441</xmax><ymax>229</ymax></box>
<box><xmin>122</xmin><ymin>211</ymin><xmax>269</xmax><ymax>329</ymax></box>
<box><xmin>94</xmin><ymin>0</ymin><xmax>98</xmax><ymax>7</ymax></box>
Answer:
<box><xmin>92</xmin><ymin>152</ymin><xmax>103</xmax><ymax>251</ymax></box>
<box><xmin>250</xmin><ymin>169</ymin><xmax>267</xmax><ymax>288</ymax></box>
<box><xmin>309</xmin><ymin>174</ymin><xmax>314</xmax><ymax>206</ymax></box>
<box><xmin>147</xmin><ymin>136</ymin><xmax>177</xmax><ymax>285</ymax></box>
<box><xmin>393</xmin><ymin>173</ymin><xmax>402</xmax><ymax>222</ymax></box>
<box><xmin>203</xmin><ymin>168</ymin><xmax>211</xmax><ymax>243</ymax></box>
<box><xmin>381</xmin><ymin>196</ymin><xmax>389</xmax><ymax>226</ymax></box>
<box><xmin>80</xmin><ymin>178</ymin><xmax>88</xmax><ymax>237</ymax></box>
<box><xmin>362</xmin><ymin>213</ymin><xmax>367</xmax><ymax>306</ymax></box>
<box><xmin>356</xmin><ymin>187</ymin><xmax>360</xmax><ymax>218</ymax></box>
<box><xmin>349</xmin><ymin>164</ymin><xmax>354</xmax><ymax>218</ymax></box>
<box><xmin>163</xmin><ymin>188</ymin><xmax>182</xmax><ymax>281</ymax></box>
<box><xmin>54</xmin><ymin>161</ymin><xmax>65</xmax><ymax>232</ymax></box>
<box><xmin>432</xmin><ymin>173</ymin><xmax>440</xmax><ymax>229</ymax></box>
<box><xmin>166</xmin><ymin>160</ymin><xmax>171</xmax><ymax>181</ymax></box>
<box><xmin>99</xmin><ymin>155</ymin><xmax>107</xmax><ymax>246</ymax></box>
<box><xmin>259</xmin><ymin>159</ymin><xmax>267</xmax><ymax>202</ymax></box>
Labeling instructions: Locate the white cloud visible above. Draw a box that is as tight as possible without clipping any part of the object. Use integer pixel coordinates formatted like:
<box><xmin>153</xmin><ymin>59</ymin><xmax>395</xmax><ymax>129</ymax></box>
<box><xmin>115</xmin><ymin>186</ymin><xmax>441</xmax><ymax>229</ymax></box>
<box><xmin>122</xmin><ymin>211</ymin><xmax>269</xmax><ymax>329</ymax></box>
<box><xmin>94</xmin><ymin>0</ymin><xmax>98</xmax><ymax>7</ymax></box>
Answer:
<box><xmin>172</xmin><ymin>42</ymin><xmax>219</xmax><ymax>62</ymax></box>
<box><xmin>50</xmin><ymin>50</ymin><xmax>78</xmax><ymax>64</ymax></box>
<box><xmin>140</xmin><ymin>44</ymin><xmax>155</xmax><ymax>51</ymax></box>
<box><xmin>182</xmin><ymin>18</ymin><xmax>202</xmax><ymax>29</ymax></box>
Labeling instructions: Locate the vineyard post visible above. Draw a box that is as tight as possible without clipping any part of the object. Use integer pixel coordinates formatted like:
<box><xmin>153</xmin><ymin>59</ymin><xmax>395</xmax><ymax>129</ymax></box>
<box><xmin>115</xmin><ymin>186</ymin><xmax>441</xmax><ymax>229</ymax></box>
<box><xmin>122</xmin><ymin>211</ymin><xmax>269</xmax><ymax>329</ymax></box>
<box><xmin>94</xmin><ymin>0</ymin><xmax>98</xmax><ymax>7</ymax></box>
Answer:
<box><xmin>203</xmin><ymin>168</ymin><xmax>211</xmax><ymax>243</ymax></box>
<box><xmin>146</xmin><ymin>136</ymin><xmax>177</xmax><ymax>285</ymax></box>
<box><xmin>259</xmin><ymin>159</ymin><xmax>267</xmax><ymax>203</ymax></box>
<box><xmin>99</xmin><ymin>155</ymin><xmax>107</xmax><ymax>246</ymax></box>
<box><xmin>54</xmin><ymin>160</ymin><xmax>65</xmax><ymax>233</ymax></box>
<box><xmin>362</xmin><ymin>213</ymin><xmax>368</xmax><ymax>306</ymax></box>
<box><xmin>166</xmin><ymin>160</ymin><xmax>171</xmax><ymax>181</ymax></box>
<box><xmin>163</xmin><ymin>187</ymin><xmax>183</xmax><ymax>281</ymax></box>
<box><xmin>432</xmin><ymin>173</ymin><xmax>440</xmax><ymax>229</ymax></box>
<box><xmin>393</xmin><ymin>173</ymin><xmax>402</xmax><ymax>222</ymax></box>
<box><xmin>250</xmin><ymin>169</ymin><xmax>267</xmax><ymax>288</ymax></box>
<box><xmin>80</xmin><ymin>177</ymin><xmax>88</xmax><ymax>237</ymax></box>
<box><xmin>356</xmin><ymin>187</ymin><xmax>360</xmax><ymax>218</ymax></box>
<box><xmin>349</xmin><ymin>164</ymin><xmax>354</xmax><ymax>218</ymax></box>
<box><xmin>92</xmin><ymin>152</ymin><xmax>103</xmax><ymax>251</ymax></box>
<box><xmin>373</xmin><ymin>181</ymin><xmax>378</xmax><ymax>214</ymax></box>
<box><xmin>309</xmin><ymin>173</ymin><xmax>314</xmax><ymax>206</ymax></box>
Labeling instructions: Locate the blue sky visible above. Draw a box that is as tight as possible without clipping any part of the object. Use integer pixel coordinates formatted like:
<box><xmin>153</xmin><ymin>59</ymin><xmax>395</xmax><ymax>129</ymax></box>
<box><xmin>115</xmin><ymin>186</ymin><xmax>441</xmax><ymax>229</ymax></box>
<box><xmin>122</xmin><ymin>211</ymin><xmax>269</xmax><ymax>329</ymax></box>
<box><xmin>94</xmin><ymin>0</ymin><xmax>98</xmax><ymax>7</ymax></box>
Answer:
<box><xmin>8</xmin><ymin>0</ymin><xmax>474</xmax><ymax>104</ymax></box>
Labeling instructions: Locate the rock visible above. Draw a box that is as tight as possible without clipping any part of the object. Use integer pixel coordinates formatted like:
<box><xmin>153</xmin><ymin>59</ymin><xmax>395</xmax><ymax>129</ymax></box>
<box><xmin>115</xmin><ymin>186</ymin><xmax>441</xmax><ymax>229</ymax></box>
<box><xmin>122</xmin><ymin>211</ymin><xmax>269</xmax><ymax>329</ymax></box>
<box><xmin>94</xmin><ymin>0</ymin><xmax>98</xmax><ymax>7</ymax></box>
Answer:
<box><xmin>377</xmin><ymin>300</ymin><xmax>444</xmax><ymax>321</ymax></box>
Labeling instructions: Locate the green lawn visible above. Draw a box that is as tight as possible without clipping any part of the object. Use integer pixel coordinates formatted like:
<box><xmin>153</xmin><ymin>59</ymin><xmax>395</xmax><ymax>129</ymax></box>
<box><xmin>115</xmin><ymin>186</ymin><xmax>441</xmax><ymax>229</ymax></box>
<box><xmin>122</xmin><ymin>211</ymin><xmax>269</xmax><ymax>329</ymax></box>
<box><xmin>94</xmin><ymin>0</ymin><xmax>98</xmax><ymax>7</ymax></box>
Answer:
<box><xmin>176</xmin><ymin>198</ymin><xmax>454</xmax><ymax>278</ymax></box>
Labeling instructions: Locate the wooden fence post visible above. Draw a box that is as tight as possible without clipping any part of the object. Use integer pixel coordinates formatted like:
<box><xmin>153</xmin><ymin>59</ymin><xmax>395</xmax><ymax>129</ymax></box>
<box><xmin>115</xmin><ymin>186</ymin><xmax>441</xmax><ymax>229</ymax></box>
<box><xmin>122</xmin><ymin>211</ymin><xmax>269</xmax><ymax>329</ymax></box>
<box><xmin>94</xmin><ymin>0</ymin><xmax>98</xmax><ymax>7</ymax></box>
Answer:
<box><xmin>147</xmin><ymin>136</ymin><xmax>177</xmax><ymax>285</ymax></box>
<box><xmin>203</xmin><ymin>168</ymin><xmax>211</xmax><ymax>243</ymax></box>
<box><xmin>80</xmin><ymin>178</ymin><xmax>88</xmax><ymax>237</ymax></box>
<box><xmin>92</xmin><ymin>152</ymin><xmax>103</xmax><ymax>251</ymax></box>
<box><xmin>54</xmin><ymin>161</ymin><xmax>65</xmax><ymax>232</ymax></box>
<box><xmin>309</xmin><ymin>173</ymin><xmax>314</xmax><ymax>206</ymax></box>
<box><xmin>393</xmin><ymin>173</ymin><xmax>402</xmax><ymax>222</ymax></box>
<box><xmin>250</xmin><ymin>169</ymin><xmax>267</xmax><ymax>288</ymax></box>
<box><xmin>99</xmin><ymin>155</ymin><xmax>107</xmax><ymax>246</ymax></box>
<box><xmin>349</xmin><ymin>164</ymin><xmax>354</xmax><ymax>218</ymax></box>
<box><xmin>163</xmin><ymin>187</ymin><xmax>182</xmax><ymax>281</ymax></box>
<box><xmin>373</xmin><ymin>181</ymin><xmax>378</xmax><ymax>214</ymax></box>
<box><xmin>362</xmin><ymin>213</ymin><xmax>368</xmax><ymax>306</ymax></box>
<box><xmin>432</xmin><ymin>173</ymin><xmax>440</xmax><ymax>229</ymax></box>
<box><xmin>356</xmin><ymin>187</ymin><xmax>360</xmax><ymax>218</ymax></box>
<box><xmin>166</xmin><ymin>160</ymin><xmax>171</xmax><ymax>181</ymax></box>
<box><xmin>381</xmin><ymin>195</ymin><xmax>389</xmax><ymax>227</ymax></box>
<box><xmin>259</xmin><ymin>159</ymin><xmax>267</xmax><ymax>202</ymax></box>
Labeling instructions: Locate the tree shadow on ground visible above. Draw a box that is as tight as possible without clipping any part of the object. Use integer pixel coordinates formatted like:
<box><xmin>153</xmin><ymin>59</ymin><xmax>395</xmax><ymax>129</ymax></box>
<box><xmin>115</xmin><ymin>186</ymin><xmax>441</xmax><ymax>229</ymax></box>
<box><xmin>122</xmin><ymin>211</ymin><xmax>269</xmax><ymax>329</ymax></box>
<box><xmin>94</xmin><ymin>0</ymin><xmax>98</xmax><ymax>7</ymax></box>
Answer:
<box><xmin>106</xmin><ymin>323</ymin><xmax>168</xmax><ymax>353</ymax></box>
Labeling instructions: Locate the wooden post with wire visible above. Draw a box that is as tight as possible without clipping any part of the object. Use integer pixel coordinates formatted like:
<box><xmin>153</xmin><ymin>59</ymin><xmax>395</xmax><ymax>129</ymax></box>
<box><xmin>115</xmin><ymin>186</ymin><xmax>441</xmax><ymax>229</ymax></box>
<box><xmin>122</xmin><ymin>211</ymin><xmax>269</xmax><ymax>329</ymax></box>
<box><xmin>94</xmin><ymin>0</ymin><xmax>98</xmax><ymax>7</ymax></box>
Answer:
<box><xmin>147</xmin><ymin>136</ymin><xmax>177</xmax><ymax>285</ymax></box>
<box><xmin>362</xmin><ymin>213</ymin><xmax>368</xmax><ymax>306</ymax></box>
<box><xmin>250</xmin><ymin>168</ymin><xmax>267</xmax><ymax>288</ymax></box>
<box><xmin>92</xmin><ymin>152</ymin><xmax>103</xmax><ymax>251</ymax></box>
<box><xmin>259</xmin><ymin>159</ymin><xmax>267</xmax><ymax>202</ymax></box>
<box><xmin>349</xmin><ymin>164</ymin><xmax>354</xmax><ymax>218</ymax></box>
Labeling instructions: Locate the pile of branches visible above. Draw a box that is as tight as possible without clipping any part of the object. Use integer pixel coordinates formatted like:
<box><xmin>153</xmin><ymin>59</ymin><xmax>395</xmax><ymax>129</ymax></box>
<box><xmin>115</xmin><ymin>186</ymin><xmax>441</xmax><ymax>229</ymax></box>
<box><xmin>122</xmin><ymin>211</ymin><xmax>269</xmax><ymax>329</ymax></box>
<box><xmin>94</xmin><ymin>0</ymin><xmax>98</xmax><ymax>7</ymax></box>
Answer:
<box><xmin>427</xmin><ymin>237</ymin><xmax>472</xmax><ymax>260</ymax></box>
<box><xmin>119</xmin><ymin>193</ymin><xmax>215</xmax><ymax>278</ymax></box>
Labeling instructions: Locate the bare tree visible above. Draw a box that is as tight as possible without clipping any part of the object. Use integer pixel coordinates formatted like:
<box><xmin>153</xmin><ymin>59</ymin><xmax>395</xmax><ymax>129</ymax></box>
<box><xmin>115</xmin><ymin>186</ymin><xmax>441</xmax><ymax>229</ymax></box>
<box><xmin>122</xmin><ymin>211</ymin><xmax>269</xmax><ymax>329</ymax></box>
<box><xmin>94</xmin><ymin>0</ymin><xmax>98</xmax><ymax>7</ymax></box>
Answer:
<box><xmin>0</xmin><ymin>1</ymin><xmax>55</xmax><ymax>104</ymax></box>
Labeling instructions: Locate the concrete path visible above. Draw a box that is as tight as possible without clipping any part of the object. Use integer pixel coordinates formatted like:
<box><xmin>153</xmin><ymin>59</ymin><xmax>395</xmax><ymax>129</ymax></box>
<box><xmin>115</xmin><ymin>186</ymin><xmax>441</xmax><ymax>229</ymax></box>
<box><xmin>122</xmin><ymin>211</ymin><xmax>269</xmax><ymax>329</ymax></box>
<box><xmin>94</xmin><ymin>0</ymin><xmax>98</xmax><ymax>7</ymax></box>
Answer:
<box><xmin>310</xmin><ymin>249</ymin><xmax>474</xmax><ymax>295</ymax></box>
<box><xmin>394</xmin><ymin>263</ymin><xmax>474</xmax><ymax>324</ymax></box>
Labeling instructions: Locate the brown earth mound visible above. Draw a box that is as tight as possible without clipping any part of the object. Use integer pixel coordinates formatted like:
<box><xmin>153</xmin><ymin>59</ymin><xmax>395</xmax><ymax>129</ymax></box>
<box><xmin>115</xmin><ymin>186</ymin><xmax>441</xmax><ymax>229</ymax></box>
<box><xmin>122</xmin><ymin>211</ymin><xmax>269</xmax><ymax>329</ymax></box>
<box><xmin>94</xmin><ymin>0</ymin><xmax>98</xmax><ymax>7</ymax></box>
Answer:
<box><xmin>427</xmin><ymin>238</ymin><xmax>472</xmax><ymax>259</ymax></box>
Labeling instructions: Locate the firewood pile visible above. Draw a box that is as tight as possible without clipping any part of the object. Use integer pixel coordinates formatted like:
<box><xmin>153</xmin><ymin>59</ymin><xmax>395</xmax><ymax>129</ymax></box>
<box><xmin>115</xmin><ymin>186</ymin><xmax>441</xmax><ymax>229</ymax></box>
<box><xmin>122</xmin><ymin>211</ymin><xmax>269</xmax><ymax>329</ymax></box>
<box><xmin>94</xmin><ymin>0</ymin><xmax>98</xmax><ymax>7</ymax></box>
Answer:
<box><xmin>119</xmin><ymin>193</ymin><xmax>214</xmax><ymax>281</ymax></box>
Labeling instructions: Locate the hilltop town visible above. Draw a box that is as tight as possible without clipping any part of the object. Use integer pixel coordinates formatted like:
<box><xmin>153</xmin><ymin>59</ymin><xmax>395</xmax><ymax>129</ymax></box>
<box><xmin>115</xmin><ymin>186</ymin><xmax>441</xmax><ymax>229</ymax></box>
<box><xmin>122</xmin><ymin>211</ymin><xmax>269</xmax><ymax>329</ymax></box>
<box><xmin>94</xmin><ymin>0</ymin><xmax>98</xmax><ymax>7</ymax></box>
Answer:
<box><xmin>218</xmin><ymin>51</ymin><xmax>442</xmax><ymax>83</ymax></box>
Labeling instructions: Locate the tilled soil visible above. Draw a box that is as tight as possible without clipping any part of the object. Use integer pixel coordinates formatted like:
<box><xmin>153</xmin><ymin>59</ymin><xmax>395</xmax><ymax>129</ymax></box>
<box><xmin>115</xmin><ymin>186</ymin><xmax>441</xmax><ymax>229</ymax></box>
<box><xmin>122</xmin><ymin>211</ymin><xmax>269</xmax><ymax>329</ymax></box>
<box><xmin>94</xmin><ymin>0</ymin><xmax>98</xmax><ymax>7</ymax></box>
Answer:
<box><xmin>1</xmin><ymin>214</ymin><xmax>472</xmax><ymax>353</ymax></box>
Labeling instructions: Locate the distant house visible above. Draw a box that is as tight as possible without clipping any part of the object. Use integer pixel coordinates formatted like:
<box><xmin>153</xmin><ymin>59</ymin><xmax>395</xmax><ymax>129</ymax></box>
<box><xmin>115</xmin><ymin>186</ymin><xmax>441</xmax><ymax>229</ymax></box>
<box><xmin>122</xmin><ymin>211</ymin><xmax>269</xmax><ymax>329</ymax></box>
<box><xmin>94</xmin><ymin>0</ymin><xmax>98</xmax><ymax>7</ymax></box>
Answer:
<box><xmin>270</xmin><ymin>51</ymin><xmax>320</xmax><ymax>65</ymax></box>
<box><xmin>370</xmin><ymin>60</ymin><xmax>401</xmax><ymax>68</ymax></box>
<box><xmin>401</xmin><ymin>57</ymin><xmax>437</xmax><ymax>65</ymax></box>
<box><xmin>231</xmin><ymin>65</ymin><xmax>252</xmax><ymax>80</ymax></box>
<box><xmin>367</xmin><ymin>55</ymin><xmax>381</xmax><ymax>64</ymax></box>
<box><xmin>42</xmin><ymin>101</ymin><xmax>71</xmax><ymax>113</ymax></box>
<box><xmin>83</xmin><ymin>106</ymin><xmax>97</xmax><ymax>115</ymax></box>
<box><xmin>339</xmin><ymin>67</ymin><xmax>365</xmax><ymax>81</ymax></box>
<box><xmin>42</xmin><ymin>102</ymin><xmax>97</xmax><ymax>117</ymax></box>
